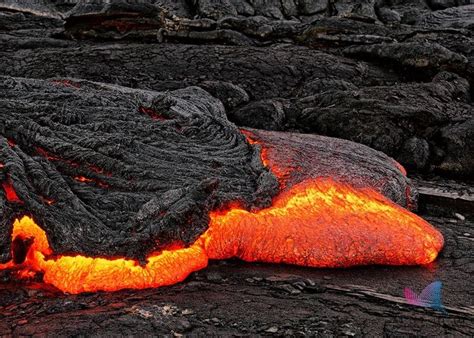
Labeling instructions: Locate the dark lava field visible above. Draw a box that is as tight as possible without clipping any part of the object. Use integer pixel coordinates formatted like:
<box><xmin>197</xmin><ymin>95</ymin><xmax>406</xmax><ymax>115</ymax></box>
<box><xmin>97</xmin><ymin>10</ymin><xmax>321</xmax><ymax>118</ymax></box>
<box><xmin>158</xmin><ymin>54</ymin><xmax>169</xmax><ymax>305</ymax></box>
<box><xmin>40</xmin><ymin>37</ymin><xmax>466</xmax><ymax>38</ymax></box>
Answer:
<box><xmin>0</xmin><ymin>0</ymin><xmax>473</xmax><ymax>336</ymax></box>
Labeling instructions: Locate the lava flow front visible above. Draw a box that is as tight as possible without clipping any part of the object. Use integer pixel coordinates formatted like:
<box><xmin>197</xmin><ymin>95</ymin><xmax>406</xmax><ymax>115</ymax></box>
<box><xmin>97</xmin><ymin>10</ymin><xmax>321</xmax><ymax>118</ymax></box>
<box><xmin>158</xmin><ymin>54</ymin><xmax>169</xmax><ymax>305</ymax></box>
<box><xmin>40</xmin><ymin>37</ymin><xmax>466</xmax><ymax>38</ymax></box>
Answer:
<box><xmin>0</xmin><ymin>216</ymin><xmax>209</xmax><ymax>294</ymax></box>
<box><xmin>203</xmin><ymin>179</ymin><xmax>443</xmax><ymax>267</ymax></box>
<box><xmin>0</xmin><ymin>177</ymin><xmax>443</xmax><ymax>294</ymax></box>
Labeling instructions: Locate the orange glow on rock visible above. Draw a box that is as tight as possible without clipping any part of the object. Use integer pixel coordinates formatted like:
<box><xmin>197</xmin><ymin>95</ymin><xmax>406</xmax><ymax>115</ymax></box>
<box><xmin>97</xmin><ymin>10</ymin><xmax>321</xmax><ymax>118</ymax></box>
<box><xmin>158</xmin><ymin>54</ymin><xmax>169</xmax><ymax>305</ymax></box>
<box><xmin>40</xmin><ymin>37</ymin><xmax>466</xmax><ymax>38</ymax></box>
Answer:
<box><xmin>35</xmin><ymin>147</ymin><xmax>61</xmax><ymax>161</ymax></box>
<box><xmin>74</xmin><ymin>176</ymin><xmax>109</xmax><ymax>188</ymax></box>
<box><xmin>0</xmin><ymin>132</ymin><xmax>444</xmax><ymax>293</ymax></box>
<box><xmin>241</xmin><ymin>129</ymin><xmax>270</xmax><ymax>168</ymax></box>
<box><xmin>0</xmin><ymin>177</ymin><xmax>443</xmax><ymax>294</ymax></box>
<box><xmin>396</xmin><ymin>162</ymin><xmax>407</xmax><ymax>176</ymax></box>
<box><xmin>241</xmin><ymin>129</ymin><xmax>288</xmax><ymax>184</ymax></box>
<box><xmin>74</xmin><ymin>176</ymin><xmax>94</xmax><ymax>183</ymax></box>
<box><xmin>42</xmin><ymin>197</ymin><xmax>55</xmax><ymax>205</ymax></box>
<box><xmin>2</xmin><ymin>180</ymin><xmax>22</xmax><ymax>203</ymax></box>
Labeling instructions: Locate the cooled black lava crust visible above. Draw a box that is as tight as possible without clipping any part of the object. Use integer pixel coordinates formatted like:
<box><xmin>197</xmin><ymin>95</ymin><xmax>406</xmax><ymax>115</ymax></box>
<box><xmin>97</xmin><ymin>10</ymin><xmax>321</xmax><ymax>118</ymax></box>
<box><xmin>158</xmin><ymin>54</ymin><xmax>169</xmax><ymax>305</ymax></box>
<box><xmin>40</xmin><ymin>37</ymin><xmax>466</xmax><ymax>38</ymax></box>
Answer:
<box><xmin>0</xmin><ymin>77</ymin><xmax>279</xmax><ymax>262</ymax></box>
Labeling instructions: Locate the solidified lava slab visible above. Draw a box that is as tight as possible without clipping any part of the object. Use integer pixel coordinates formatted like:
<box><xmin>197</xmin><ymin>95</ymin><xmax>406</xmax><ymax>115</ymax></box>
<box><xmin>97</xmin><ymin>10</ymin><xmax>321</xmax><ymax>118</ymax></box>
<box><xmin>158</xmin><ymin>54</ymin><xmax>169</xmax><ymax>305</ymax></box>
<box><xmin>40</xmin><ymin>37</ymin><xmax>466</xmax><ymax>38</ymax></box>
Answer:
<box><xmin>242</xmin><ymin>129</ymin><xmax>416</xmax><ymax>208</ymax></box>
<box><xmin>0</xmin><ymin>76</ymin><xmax>417</xmax><ymax>265</ymax></box>
<box><xmin>1</xmin><ymin>1</ymin><xmax>473</xmax><ymax>178</ymax></box>
<box><xmin>0</xmin><ymin>76</ymin><xmax>279</xmax><ymax>262</ymax></box>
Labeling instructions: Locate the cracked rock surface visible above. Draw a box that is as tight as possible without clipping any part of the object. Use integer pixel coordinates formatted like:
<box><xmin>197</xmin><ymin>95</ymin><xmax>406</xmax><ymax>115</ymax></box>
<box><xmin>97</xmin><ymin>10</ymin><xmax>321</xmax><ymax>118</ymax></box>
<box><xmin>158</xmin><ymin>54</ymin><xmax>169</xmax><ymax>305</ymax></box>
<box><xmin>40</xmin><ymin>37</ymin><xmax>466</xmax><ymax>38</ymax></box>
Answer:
<box><xmin>1</xmin><ymin>0</ymin><xmax>472</xmax><ymax>176</ymax></box>
<box><xmin>0</xmin><ymin>76</ymin><xmax>412</xmax><ymax>262</ymax></box>
<box><xmin>0</xmin><ymin>0</ymin><xmax>473</xmax><ymax>336</ymax></box>
<box><xmin>0</xmin><ymin>77</ymin><xmax>277</xmax><ymax>261</ymax></box>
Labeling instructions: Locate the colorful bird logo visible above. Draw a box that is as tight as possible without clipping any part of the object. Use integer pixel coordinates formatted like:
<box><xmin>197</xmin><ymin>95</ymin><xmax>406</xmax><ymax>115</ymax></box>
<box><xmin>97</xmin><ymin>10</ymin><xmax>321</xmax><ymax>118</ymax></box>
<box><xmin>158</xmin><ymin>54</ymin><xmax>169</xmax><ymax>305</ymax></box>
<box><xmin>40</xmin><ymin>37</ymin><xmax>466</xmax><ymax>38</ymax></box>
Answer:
<box><xmin>404</xmin><ymin>281</ymin><xmax>446</xmax><ymax>313</ymax></box>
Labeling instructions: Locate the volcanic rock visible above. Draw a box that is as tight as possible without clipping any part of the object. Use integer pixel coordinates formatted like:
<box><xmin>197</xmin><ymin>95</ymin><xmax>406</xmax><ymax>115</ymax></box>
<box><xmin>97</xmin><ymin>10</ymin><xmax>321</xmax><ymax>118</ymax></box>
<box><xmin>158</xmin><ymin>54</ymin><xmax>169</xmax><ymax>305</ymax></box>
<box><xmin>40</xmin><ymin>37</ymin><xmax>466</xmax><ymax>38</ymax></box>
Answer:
<box><xmin>343</xmin><ymin>42</ymin><xmax>468</xmax><ymax>74</ymax></box>
<box><xmin>0</xmin><ymin>76</ymin><xmax>277</xmax><ymax>262</ymax></box>
<box><xmin>0</xmin><ymin>76</ymin><xmax>413</xmax><ymax>263</ymax></box>
<box><xmin>231</xmin><ymin>72</ymin><xmax>474</xmax><ymax>176</ymax></box>
<box><xmin>2</xmin><ymin>1</ymin><xmax>473</xmax><ymax>176</ymax></box>
<box><xmin>0</xmin><ymin>0</ymin><xmax>472</xmax><ymax>335</ymax></box>
<box><xmin>397</xmin><ymin>137</ymin><xmax>430</xmax><ymax>171</ymax></box>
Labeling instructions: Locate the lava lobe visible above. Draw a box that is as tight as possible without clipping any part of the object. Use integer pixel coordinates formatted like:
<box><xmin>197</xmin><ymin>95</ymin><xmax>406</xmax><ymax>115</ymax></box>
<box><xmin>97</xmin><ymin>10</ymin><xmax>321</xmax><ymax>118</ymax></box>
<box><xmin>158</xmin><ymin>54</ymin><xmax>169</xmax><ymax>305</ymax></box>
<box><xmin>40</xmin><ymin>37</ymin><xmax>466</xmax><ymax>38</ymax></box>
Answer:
<box><xmin>0</xmin><ymin>76</ymin><xmax>444</xmax><ymax>293</ymax></box>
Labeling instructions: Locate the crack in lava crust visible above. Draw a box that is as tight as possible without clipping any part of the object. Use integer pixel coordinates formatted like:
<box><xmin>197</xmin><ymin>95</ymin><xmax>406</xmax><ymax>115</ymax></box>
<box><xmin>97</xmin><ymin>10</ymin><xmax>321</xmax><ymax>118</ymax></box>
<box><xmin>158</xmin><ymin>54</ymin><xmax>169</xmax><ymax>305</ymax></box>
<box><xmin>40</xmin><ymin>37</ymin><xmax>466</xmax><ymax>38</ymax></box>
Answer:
<box><xmin>0</xmin><ymin>177</ymin><xmax>443</xmax><ymax>294</ymax></box>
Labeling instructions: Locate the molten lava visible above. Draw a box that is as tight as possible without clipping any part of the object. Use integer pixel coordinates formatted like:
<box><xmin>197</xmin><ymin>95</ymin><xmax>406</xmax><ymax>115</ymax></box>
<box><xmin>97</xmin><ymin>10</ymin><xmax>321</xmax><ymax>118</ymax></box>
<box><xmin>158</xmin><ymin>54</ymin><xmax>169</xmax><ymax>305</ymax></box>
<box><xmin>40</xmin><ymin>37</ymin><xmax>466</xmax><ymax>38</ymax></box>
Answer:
<box><xmin>203</xmin><ymin>179</ymin><xmax>443</xmax><ymax>267</ymax></box>
<box><xmin>0</xmin><ymin>131</ymin><xmax>444</xmax><ymax>293</ymax></box>
<box><xmin>0</xmin><ymin>217</ymin><xmax>208</xmax><ymax>294</ymax></box>
<box><xmin>0</xmin><ymin>177</ymin><xmax>443</xmax><ymax>294</ymax></box>
<box><xmin>2</xmin><ymin>180</ymin><xmax>22</xmax><ymax>203</ymax></box>
<box><xmin>241</xmin><ymin>129</ymin><xmax>294</xmax><ymax>188</ymax></box>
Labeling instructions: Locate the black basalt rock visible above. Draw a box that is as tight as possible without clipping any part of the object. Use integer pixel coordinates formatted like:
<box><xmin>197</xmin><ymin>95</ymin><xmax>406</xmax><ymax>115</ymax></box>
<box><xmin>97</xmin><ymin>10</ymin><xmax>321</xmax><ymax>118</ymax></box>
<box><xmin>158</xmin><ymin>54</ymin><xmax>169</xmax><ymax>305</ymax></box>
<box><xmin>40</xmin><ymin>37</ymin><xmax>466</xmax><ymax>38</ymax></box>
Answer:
<box><xmin>0</xmin><ymin>75</ymin><xmax>415</xmax><ymax>264</ymax></box>
<box><xmin>0</xmin><ymin>76</ymin><xmax>279</xmax><ymax>263</ymax></box>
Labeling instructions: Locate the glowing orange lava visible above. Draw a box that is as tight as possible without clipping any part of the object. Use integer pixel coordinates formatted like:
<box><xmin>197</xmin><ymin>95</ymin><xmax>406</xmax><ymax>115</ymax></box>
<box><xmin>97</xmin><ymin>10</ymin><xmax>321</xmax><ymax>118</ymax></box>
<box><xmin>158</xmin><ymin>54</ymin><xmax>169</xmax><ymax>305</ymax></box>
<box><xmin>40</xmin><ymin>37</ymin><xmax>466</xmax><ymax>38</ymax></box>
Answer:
<box><xmin>0</xmin><ymin>132</ymin><xmax>444</xmax><ymax>293</ymax></box>
<box><xmin>203</xmin><ymin>179</ymin><xmax>443</xmax><ymax>267</ymax></box>
<box><xmin>0</xmin><ymin>217</ymin><xmax>208</xmax><ymax>294</ymax></box>
<box><xmin>0</xmin><ymin>177</ymin><xmax>443</xmax><ymax>294</ymax></box>
<box><xmin>74</xmin><ymin>176</ymin><xmax>109</xmax><ymax>188</ymax></box>
<box><xmin>2</xmin><ymin>180</ymin><xmax>22</xmax><ymax>203</ymax></box>
<box><xmin>241</xmin><ymin>129</ymin><xmax>290</xmax><ymax>186</ymax></box>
